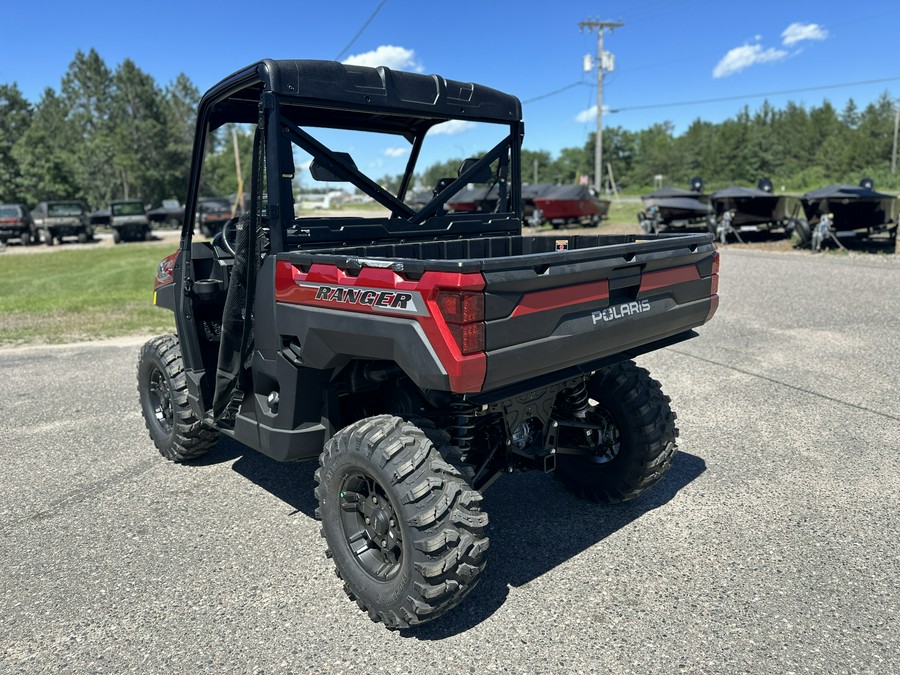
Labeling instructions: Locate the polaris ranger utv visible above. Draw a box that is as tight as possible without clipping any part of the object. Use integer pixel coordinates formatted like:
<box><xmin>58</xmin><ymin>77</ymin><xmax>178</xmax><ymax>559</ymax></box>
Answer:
<box><xmin>138</xmin><ymin>59</ymin><xmax>719</xmax><ymax>629</ymax></box>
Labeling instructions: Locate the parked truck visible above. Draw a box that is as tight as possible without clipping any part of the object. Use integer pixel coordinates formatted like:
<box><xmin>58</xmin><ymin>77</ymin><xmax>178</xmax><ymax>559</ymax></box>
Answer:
<box><xmin>138</xmin><ymin>59</ymin><xmax>720</xmax><ymax>629</ymax></box>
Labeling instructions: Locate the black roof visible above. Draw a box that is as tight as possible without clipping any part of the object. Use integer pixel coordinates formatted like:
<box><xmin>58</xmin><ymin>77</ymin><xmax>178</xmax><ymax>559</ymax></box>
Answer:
<box><xmin>202</xmin><ymin>59</ymin><xmax>522</xmax><ymax>137</ymax></box>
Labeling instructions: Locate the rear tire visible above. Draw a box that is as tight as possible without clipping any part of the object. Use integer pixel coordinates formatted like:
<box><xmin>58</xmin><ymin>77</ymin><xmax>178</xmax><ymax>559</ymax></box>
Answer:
<box><xmin>555</xmin><ymin>361</ymin><xmax>677</xmax><ymax>503</ymax></box>
<box><xmin>137</xmin><ymin>334</ymin><xmax>219</xmax><ymax>462</ymax></box>
<box><xmin>77</xmin><ymin>230</ymin><xmax>88</xmax><ymax>244</ymax></box>
<box><xmin>315</xmin><ymin>415</ymin><xmax>489</xmax><ymax>629</ymax></box>
<box><xmin>112</xmin><ymin>229</ymin><xmax>122</xmax><ymax>244</ymax></box>
<box><xmin>44</xmin><ymin>230</ymin><xmax>54</xmax><ymax>246</ymax></box>
<box><xmin>19</xmin><ymin>230</ymin><xmax>32</xmax><ymax>246</ymax></box>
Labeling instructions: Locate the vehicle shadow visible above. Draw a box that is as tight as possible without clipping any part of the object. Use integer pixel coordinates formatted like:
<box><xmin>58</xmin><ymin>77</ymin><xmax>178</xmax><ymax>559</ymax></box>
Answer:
<box><xmin>404</xmin><ymin>450</ymin><xmax>706</xmax><ymax>639</ymax></box>
<box><xmin>194</xmin><ymin>439</ymin><xmax>705</xmax><ymax>638</ymax></box>
<box><xmin>193</xmin><ymin>436</ymin><xmax>321</xmax><ymax>517</ymax></box>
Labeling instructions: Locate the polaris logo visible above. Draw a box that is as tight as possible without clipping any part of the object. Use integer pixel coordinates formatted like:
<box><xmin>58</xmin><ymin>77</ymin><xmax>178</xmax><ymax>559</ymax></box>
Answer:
<box><xmin>592</xmin><ymin>299</ymin><xmax>651</xmax><ymax>324</ymax></box>
<box><xmin>303</xmin><ymin>283</ymin><xmax>427</xmax><ymax>315</ymax></box>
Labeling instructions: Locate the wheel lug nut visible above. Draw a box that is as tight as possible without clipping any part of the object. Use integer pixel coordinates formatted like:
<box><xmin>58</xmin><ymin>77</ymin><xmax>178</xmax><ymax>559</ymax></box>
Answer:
<box><xmin>389</xmin><ymin>519</ymin><xmax>395</xmax><ymax>527</ymax></box>
<box><xmin>381</xmin><ymin>540</ymin><xmax>387</xmax><ymax>548</ymax></box>
<box><xmin>365</xmin><ymin>517</ymin><xmax>370</xmax><ymax>524</ymax></box>
<box><xmin>372</xmin><ymin>497</ymin><xmax>378</xmax><ymax>504</ymax></box>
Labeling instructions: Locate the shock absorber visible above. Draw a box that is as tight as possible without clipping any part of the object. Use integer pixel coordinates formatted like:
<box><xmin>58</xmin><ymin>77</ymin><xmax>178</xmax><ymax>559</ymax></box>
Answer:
<box><xmin>562</xmin><ymin>379</ymin><xmax>591</xmax><ymax>420</ymax></box>
<box><xmin>448</xmin><ymin>400</ymin><xmax>477</xmax><ymax>452</ymax></box>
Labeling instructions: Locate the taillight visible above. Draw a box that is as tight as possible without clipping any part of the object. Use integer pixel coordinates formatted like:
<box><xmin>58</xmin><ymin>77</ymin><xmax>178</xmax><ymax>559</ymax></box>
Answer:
<box><xmin>706</xmin><ymin>251</ymin><xmax>720</xmax><ymax>323</ymax></box>
<box><xmin>436</xmin><ymin>291</ymin><xmax>485</xmax><ymax>355</ymax></box>
<box><xmin>154</xmin><ymin>251</ymin><xmax>179</xmax><ymax>290</ymax></box>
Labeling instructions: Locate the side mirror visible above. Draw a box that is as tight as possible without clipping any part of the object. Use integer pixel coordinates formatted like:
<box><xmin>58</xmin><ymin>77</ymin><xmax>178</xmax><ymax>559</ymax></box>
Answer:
<box><xmin>458</xmin><ymin>157</ymin><xmax>494</xmax><ymax>184</ymax></box>
<box><xmin>309</xmin><ymin>152</ymin><xmax>357</xmax><ymax>182</ymax></box>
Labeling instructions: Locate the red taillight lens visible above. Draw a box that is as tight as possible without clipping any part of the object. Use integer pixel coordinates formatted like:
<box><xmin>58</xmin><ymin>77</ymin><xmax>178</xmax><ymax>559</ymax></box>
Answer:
<box><xmin>448</xmin><ymin>323</ymin><xmax>485</xmax><ymax>355</ymax></box>
<box><xmin>436</xmin><ymin>291</ymin><xmax>485</xmax><ymax>355</ymax></box>
<box><xmin>436</xmin><ymin>292</ymin><xmax>484</xmax><ymax>323</ymax></box>
<box><xmin>711</xmin><ymin>274</ymin><xmax>719</xmax><ymax>295</ymax></box>
<box><xmin>711</xmin><ymin>251</ymin><xmax>720</xmax><ymax>275</ymax></box>
<box><xmin>154</xmin><ymin>251</ymin><xmax>179</xmax><ymax>289</ymax></box>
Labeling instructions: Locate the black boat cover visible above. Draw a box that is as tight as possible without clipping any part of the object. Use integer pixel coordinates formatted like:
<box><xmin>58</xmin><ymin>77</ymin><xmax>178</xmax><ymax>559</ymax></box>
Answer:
<box><xmin>642</xmin><ymin>187</ymin><xmax>703</xmax><ymax>200</ymax></box>
<box><xmin>802</xmin><ymin>184</ymin><xmax>894</xmax><ymax>201</ymax></box>
<box><xmin>711</xmin><ymin>186</ymin><xmax>774</xmax><ymax>200</ymax></box>
<box><xmin>539</xmin><ymin>184</ymin><xmax>604</xmax><ymax>201</ymax></box>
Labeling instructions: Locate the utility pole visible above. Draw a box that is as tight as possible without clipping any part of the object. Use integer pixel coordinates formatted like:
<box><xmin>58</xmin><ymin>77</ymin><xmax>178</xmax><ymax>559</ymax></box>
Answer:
<box><xmin>579</xmin><ymin>19</ymin><xmax>623</xmax><ymax>194</ymax></box>
<box><xmin>892</xmin><ymin>106</ymin><xmax>899</xmax><ymax>174</ymax></box>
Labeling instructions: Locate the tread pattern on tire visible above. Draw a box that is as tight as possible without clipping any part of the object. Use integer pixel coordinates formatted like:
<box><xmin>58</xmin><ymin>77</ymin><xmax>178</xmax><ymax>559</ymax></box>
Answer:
<box><xmin>556</xmin><ymin>360</ymin><xmax>678</xmax><ymax>503</ymax></box>
<box><xmin>314</xmin><ymin>415</ymin><xmax>488</xmax><ymax>629</ymax></box>
<box><xmin>138</xmin><ymin>334</ymin><xmax>219</xmax><ymax>462</ymax></box>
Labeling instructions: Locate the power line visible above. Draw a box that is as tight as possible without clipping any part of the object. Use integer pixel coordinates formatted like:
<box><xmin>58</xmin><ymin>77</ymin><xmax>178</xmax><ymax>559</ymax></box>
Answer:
<box><xmin>609</xmin><ymin>75</ymin><xmax>900</xmax><ymax>113</ymax></box>
<box><xmin>334</xmin><ymin>0</ymin><xmax>388</xmax><ymax>61</ymax></box>
<box><xmin>522</xmin><ymin>80</ymin><xmax>588</xmax><ymax>104</ymax></box>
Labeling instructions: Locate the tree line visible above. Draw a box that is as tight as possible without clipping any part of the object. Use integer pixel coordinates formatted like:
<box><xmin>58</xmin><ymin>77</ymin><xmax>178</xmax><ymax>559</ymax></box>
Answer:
<box><xmin>2</xmin><ymin>50</ymin><xmax>898</xmax><ymax>211</ymax></box>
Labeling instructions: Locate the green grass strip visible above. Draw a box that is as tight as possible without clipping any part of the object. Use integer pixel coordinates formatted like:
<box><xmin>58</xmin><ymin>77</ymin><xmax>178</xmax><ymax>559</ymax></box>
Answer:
<box><xmin>0</xmin><ymin>242</ymin><xmax>177</xmax><ymax>346</ymax></box>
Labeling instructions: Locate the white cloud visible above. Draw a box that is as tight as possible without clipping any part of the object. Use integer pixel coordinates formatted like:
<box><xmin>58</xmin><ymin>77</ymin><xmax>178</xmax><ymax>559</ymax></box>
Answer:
<box><xmin>713</xmin><ymin>44</ymin><xmax>789</xmax><ymax>78</ymax></box>
<box><xmin>428</xmin><ymin>120</ymin><xmax>475</xmax><ymax>136</ymax></box>
<box><xmin>781</xmin><ymin>22</ymin><xmax>828</xmax><ymax>46</ymax></box>
<box><xmin>342</xmin><ymin>45</ymin><xmax>423</xmax><ymax>72</ymax></box>
<box><xmin>384</xmin><ymin>147</ymin><xmax>409</xmax><ymax>158</ymax></box>
<box><xmin>575</xmin><ymin>105</ymin><xmax>610</xmax><ymax>123</ymax></box>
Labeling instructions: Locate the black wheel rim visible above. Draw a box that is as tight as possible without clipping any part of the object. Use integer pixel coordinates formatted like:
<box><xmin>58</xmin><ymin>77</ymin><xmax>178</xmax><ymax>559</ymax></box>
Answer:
<box><xmin>148</xmin><ymin>365</ymin><xmax>173</xmax><ymax>432</ymax></box>
<box><xmin>338</xmin><ymin>471</ymin><xmax>403</xmax><ymax>581</ymax></box>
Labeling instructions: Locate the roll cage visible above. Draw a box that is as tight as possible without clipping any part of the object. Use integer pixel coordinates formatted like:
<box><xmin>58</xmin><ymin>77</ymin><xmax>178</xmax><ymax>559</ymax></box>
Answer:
<box><xmin>180</xmin><ymin>59</ymin><xmax>525</xmax><ymax>255</ymax></box>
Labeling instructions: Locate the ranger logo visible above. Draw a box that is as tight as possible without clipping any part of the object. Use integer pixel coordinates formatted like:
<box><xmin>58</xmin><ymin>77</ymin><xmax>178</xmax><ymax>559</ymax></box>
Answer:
<box><xmin>299</xmin><ymin>282</ymin><xmax>428</xmax><ymax>316</ymax></box>
<box><xmin>592</xmin><ymin>299</ymin><xmax>651</xmax><ymax>324</ymax></box>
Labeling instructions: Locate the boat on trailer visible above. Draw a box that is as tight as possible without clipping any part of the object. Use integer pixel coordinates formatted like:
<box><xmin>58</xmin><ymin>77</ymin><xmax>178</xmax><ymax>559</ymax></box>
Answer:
<box><xmin>709</xmin><ymin>179</ymin><xmax>803</xmax><ymax>244</ymax></box>
<box><xmin>800</xmin><ymin>179</ymin><xmax>897</xmax><ymax>251</ymax></box>
<box><xmin>638</xmin><ymin>178</ymin><xmax>713</xmax><ymax>233</ymax></box>
<box><xmin>530</xmin><ymin>184</ymin><xmax>610</xmax><ymax>228</ymax></box>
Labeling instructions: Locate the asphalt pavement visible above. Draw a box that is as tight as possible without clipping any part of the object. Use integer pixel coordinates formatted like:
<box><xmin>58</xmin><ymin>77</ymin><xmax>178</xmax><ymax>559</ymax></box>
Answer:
<box><xmin>1</xmin><ymin>248</ymin><xmax>898</xmax><ymax>673</ymax></box>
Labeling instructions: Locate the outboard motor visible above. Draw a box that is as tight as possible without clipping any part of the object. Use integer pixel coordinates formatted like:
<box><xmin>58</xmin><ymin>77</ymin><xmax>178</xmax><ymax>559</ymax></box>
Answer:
<box><xmin>690</xmin><ymin>176</ymin><xmax>704</xmax><ymax>193</ymax></box>
<box><xmin>859</xmin><ymin>177</ymin><xmax>875</xmax><ymax>190</ymax></box>
<box><xmin>757</xmin><ymin>178</ymin><xmax>774</xmax><ymax>193</ymax></box>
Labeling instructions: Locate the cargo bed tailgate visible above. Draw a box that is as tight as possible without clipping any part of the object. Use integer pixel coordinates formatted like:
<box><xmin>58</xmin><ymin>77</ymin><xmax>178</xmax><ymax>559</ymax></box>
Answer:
<box><xmin>481</xmin><ymin>240</ymin><xmax>718</xmax><ymax>390</ymax></box>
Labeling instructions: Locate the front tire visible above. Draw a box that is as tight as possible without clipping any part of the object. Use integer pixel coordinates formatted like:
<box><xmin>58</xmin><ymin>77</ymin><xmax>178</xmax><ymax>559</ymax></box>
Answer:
<box><xmin>315</xmin><ymin>415</ymin><xmax>489</xmax><ymax>629</ymax></box>
<box><xmin>137</xmin><ymin>334</ymin><xmax>219</xmax><ymax>462</ymax></box>
<box><xmin>555</xmin><ymin>361</ymin><xmax>677</xmax><ymax>503</ymax></box>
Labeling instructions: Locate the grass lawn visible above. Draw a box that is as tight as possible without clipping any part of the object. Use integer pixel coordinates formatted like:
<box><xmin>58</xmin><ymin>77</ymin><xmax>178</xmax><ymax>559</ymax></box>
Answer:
<box><xmin>0</xmin><ymin>242</ymin><xmax>177</xmax><ymax>346</ymax></box>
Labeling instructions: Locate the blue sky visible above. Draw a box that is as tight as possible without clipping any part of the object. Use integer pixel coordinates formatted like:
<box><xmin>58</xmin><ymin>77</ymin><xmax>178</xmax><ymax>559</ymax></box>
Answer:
<box><xmin>4</xmin><ymin>0</ymin><xmax>900</xmax><ymax>177</ymax></box>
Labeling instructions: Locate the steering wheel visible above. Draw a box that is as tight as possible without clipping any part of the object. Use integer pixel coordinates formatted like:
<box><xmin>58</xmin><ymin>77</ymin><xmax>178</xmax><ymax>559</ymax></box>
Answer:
<box><xmin>213</xmin><ymin>216</ymin><xmax>239</xmax><ymax>256</ymax></box>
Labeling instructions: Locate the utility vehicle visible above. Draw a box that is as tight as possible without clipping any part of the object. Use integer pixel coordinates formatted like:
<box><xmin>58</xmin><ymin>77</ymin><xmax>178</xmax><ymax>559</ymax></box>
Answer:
<box><xmin>31</xmin><ymin>200</ymin><xmax>93</xmax><ymax>245</ymax></box>
<box><xmin>138</xmin><ymin>59</ymin><xmax>719</xmax><ymax>629</ymax></box>
<box><xmin>109</xmin><ymin>200</ymin><xmax>152</xmax><ymax>243</ymax></box>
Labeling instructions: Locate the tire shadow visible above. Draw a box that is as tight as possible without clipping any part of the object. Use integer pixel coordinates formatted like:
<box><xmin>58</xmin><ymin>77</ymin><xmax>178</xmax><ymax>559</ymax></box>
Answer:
<box><xmin>192</xmin><ymin>438</ymin><xmax>705</xmax><ymax>638</ymax></box>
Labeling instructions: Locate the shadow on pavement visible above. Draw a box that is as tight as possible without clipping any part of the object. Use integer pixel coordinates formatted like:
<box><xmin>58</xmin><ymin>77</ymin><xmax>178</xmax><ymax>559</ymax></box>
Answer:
<box><xmin>193</xmin><ymin>438</ymin><xmax>705</xmax><ymax>638</ymax></box>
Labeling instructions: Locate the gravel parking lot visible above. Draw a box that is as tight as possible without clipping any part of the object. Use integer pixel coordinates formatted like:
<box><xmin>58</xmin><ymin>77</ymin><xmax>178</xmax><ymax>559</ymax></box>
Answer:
<box><xmin>1</xmin><ymin>248</ymin><xmax>898</xmax><ymax>673</ymax></box>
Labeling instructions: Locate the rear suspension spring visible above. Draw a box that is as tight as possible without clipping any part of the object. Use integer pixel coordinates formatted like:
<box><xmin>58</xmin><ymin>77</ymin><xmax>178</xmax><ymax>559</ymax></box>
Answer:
<box><xmin>562</xmin><ymin>379</ymin><xmax>591</xmax><ymax>419</ymax></box>
<box><xmin>448</xmin><ymin>401</ymin><xmax>478</xmax><ymax>451</ymax></box>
